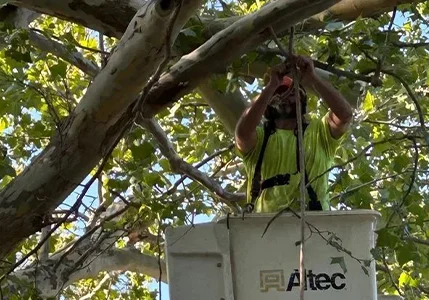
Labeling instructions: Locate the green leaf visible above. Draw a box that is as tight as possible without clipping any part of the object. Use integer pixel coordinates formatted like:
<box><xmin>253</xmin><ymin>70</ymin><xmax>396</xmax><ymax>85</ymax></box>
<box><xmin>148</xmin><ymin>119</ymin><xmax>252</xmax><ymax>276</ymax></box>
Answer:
<box><xmin>131</xmin><ymin>142</ymin><xmax>154</xmax><ymax>161</ymax></box>
<box><xmin>49</xmin><ymin>61</ymin><xmax>67</xmax><ymax>78</ymax></box>
<box><xmin>375</xmin><ymin>228</ymin><xmax>400</xmax><ymax>248</ymax></box>
<box><xmin>330</xmin><ymin>256</ymin><xmax>347</xmax><ymax>273</ymax></box>
<box><xmin>396</xmin><ymin>243</ymin><xmax>415</xmax><ymax>266</ymax></box>
<box><xmin>0</xmin><ymin>161</ymin><xmax>16</xmax><ymax>179</ymax></box>
<box><xmin>362</xmin><ymin>91</ymin><xmax>374</xmax><ymax>112</ymax></box>
<box><xmin>0</xmin><ymin>118</ymin><xmax>8</xmax><ymax>132</ymax></box>
<box><xmin>398</xmin><ymin>272</ymin><xmax>418</xmax><ymax>288</ymax></box>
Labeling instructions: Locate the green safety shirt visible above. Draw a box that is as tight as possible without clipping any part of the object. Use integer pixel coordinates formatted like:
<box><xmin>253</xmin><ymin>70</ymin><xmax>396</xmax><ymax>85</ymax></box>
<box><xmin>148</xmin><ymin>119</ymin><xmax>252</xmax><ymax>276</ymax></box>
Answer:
<box><xmin>237</xmin><ymin>114</ymin><xmax>341</xmax><ymax>213</ymax></box>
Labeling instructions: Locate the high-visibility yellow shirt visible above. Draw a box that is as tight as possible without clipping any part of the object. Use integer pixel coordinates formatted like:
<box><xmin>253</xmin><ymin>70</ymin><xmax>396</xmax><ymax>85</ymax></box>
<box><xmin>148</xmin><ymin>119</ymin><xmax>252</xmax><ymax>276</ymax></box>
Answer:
<box><xmin>237</xmin><ymin>115</ymin><xmax>341</xmax><ymax>212</ymax></box>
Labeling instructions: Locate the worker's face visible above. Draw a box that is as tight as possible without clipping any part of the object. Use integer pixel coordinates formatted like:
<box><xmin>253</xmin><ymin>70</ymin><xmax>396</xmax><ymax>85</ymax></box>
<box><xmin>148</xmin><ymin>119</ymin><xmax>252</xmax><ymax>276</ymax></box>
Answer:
<box><xmin>269</xmin><ymin>87</ymin><xmax>304</xmax><ymax>119</ymax></box>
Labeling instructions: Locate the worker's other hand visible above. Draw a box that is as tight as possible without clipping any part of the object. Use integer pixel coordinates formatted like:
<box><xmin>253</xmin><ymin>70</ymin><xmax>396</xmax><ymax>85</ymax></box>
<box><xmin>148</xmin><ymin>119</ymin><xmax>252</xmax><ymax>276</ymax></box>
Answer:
<box><xmin>293</xmin><ymin>55</ymin><xmax>316</xmax><ymax>80</ymax></box>
<box><xmin>268</xmin><ymin>64</ymin><xmax>287</xmax><ymax>88</ymax></box>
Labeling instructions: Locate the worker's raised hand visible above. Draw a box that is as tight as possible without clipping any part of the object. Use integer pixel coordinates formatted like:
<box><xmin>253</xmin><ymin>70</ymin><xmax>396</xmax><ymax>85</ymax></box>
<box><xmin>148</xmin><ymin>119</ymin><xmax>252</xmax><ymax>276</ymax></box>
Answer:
<box><xmin>268</xmin><ymin>64</ymin><xmax>287</xmax><ymax>88</ymax></box>
<box><xmin>292</xmin><ymin>55</ymin><xmax>316</xmax><ymax>80</ymax></box>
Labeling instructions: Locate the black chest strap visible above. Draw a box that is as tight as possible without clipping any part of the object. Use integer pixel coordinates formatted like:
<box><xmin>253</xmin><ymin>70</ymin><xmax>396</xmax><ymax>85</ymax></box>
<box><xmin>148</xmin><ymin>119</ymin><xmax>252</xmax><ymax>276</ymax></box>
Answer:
<box><xmin>246</xmin><ymin>122</ymin><xmax>322</xmax><ymax>213</ymax></box>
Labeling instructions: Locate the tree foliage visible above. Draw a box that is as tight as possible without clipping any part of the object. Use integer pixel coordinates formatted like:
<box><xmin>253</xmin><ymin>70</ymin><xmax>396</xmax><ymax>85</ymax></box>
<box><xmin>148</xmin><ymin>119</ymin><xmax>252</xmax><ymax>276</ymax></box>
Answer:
<box><xmin>0</xmin><ymin>0</ymin><xmax>428</xmax><ymax>299</ymax></box>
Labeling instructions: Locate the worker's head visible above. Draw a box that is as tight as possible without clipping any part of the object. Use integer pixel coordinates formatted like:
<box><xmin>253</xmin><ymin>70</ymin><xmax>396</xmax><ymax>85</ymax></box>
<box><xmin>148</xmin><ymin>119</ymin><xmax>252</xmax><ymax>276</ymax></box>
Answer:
<box><xmin>264</xmin><ymin>76</ymin><xmax>307</xmax><ymax>121</ymax></box>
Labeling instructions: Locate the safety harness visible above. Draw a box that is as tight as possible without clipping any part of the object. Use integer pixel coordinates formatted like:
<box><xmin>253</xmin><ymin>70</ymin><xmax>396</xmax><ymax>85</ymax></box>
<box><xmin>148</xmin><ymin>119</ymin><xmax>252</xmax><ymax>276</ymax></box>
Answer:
<box><xmin>244</xmin><ymin>121</ymin><xmax>323</xmax><ymax>213</ymax></box>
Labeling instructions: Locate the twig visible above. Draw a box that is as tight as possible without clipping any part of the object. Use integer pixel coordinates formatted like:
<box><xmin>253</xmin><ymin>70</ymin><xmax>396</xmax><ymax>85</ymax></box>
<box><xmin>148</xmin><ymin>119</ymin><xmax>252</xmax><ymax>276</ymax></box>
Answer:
<box><xmin>330</xmin><ymin>170</ymin><xmax>409</xmax><ymax>202</ymax></box>
<box><xmin>52</xmin><ymin>209</ymin><xmax>89</xmax><ymax>221</ymax></box>
<box><xmin>29</xmin><ymin>28</ymin><xmax>110</xmax><ymax>55</ymax></box>
<box><xmin>53</xmin><ymin>198</ymin><xmax>132</xmax><ymax>270</ymax></box>
<box><xmin>386</xmin><ymin>137</ymin><xmax>419</xmax><ymax>226</ymax></box>
<box><xmin>404</xmin><ymin>236</ymin><xmax>429</xmax><ymax>246</ymax></box>
<box><xmin>166</xmin><ymin>144</ymin><xmax>234</xmax><ymax>195</ymax></box>
<box><xmin>307</xmin><ymin>134</ymin><xmax>422</xmax><ymax>187</ymax></box>
<box><xmin>98</xmin><ymin>32</ymin><xmax>107</xmax><ymax>68</ymax></box>
<box><xmin>157</xmin><ymin>219</ymin><xmax>163</xmax><ymax>300</ymax></box>
<box><xmin>364</xmin><ymin>119</ymin><xmax>422</xmax><ymax>130</ymax></box>
<box><xmin>381</xmin><ymin>70</ymin><xmax>425</xmax><ymax>130</ymax></box>
<box><xmin>39</xmin><ymin>225</ymin><xmax>50</xmax><ymax>263</ymax></box>
<box><xmin>392</xmin><ymin>41</ymin><xmax>429</xmax><ymax>48</ymax></box>
<box><xmin>256</xmin><ymin>46</ymin><xmax>373</xmax><ymax>83</ymax></box>
<box><xmin>381</xmin><ymin>248</ymin><xmax>403</xmax><ymax>296</ymax></box>
<box><xmin>81</xmin><ymin>273</ymin><xmax>111</xmax><ymax>300</ymax></box>
<box><xmin>261</xmin><ymin>206</ymin><xmax>289</xmax><ymax>238</ymax></box>
<box><xmin>373</xmin><ymin>7</ymin><xmax>397</xmax><ymax>82</ymax></box>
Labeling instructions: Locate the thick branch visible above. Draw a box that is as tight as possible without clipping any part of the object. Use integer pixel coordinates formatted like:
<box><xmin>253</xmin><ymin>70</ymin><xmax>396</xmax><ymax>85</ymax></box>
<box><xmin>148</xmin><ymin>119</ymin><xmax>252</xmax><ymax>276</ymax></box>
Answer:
<box><xmin>10</xmin><ymin>247</ymin><xmax>166</xmax><ymax>298</ymax></box>
<box><xmin>9</xmin><ymin>0</ymin><xmax>420</xmax><ymax>39</ymax></box>
<box><xmin>197</xmin><ymin>75</ymin><xmax>247</xmax><ymax>135</ymax></box>
<box><xmin>142</xmin><ymin>0</ymin><xmax>341</xmax><ymax>117</ymax></box>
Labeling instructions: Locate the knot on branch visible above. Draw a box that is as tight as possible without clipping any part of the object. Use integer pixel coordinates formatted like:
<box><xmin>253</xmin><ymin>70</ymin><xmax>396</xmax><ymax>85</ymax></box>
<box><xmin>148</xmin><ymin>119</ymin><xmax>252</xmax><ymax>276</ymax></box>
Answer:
<box><xmin>156</xmin><ymin>0</ymin><xmax>177</xmax><ymax>15</ymax></box>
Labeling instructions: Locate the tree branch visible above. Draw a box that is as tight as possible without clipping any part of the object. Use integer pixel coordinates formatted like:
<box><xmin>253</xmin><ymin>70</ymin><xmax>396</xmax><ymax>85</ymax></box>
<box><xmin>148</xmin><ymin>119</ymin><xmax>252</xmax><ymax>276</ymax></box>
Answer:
<box><xmin>80</xmin><ymin>273</ymin><xmax>111</xmax><ymax>300</ymax></box>
<box><xmin>381</xmin><ymin>70</ymin><xmax>426</xmax><ymax>130</ymax></box>
<box><xmin>28</xmin><ymin>30</ymin><xmax>100</xmax><ymax>77</ymax></box>
<box><xmin>308</xmin><ymin>134</ymin><xmax>422</xmax><ymax>187</ymax></box>
<box><xmin>404</xmin><ymin>235</ymin><xmax>429</xmax><ymax>246</ymax></box>
<box><xmin>142</xmin><ymin>0</ymin><xmax>341</xmax><ymax>117</ymax></box>
<box><xmin>166</xmin><ymin>144</ymin><xmax>234</xmax><ymax>196</ymax></box>
<box><xmin>255</xmin><ymin>45</ymin><xmax>375</xmax><ymax>84</ymax></box>
<box><xmin>138</xmin><ymin>117</ymin><xmax>245</xmax><ymax>207</ymax></box>
<box><xmin>197</xmin><ymin>75</ymin><xmax>247</xmax><ymax>135</ymax></box>
<box><xmin>392</xmin><ymin>41</ymin><xmax>429</xmax><ymax>48</ymax></box>
<box><xmin>10</xmin><ymin>246</ymin><xmax>166</xmax><ymax>298</ymax></box>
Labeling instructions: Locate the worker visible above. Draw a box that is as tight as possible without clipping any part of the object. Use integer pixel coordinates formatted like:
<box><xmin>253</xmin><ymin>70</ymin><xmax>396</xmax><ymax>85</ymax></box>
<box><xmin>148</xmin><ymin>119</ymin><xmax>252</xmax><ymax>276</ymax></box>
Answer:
<box><xmin>235</xmin><ymin>55</ymin><xmax>352</xmax><ymax>213</ymax></box>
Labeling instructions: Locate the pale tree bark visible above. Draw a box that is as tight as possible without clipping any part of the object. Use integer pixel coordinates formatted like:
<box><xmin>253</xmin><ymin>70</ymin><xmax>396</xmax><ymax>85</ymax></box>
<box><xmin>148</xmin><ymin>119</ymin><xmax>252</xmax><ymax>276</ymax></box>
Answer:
<box><xmin>197</xmin><ymin>75</ymin><xmax>248</xmax><ymax>135</ymax></box>
<box><xmin>0</xmin><ymin>0</ymin><xmax>202</xmax><ymax>259</ymax></box>
<box><xmin>7</xmin><ymin>0</ymin><xmax>146</xmax><ymax>38</ymax></box>
<box><xmin>0</xmin><ymin>5</ymin><xmax>39</xmax><ymax>28</ymax></box>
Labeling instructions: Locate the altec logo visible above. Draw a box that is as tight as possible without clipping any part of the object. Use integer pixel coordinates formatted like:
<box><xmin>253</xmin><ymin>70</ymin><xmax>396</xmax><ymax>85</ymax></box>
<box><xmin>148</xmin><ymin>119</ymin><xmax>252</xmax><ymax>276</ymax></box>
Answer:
<box><xmin>286</xmin><ymin>269</ymin><xmax>346</xmax><ymax>291</ymax></box>
<box><xmin>259</xmin><ymin>269</ymin><xmax>346</xmax><ymax>292</ymax></box>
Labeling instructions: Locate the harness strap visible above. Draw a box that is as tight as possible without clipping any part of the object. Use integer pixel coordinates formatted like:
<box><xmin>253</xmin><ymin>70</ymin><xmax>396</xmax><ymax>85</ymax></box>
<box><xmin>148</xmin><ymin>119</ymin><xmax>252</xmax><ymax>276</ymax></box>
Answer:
<box><xmin>250</xmin><ymin>122</ymin><xmax>273</xmax><ymax>206</ymax></box>
<box><xmin>246</xmin><ymin>121</ymin><xmax>322</xmax><ymax>213</ymax></box>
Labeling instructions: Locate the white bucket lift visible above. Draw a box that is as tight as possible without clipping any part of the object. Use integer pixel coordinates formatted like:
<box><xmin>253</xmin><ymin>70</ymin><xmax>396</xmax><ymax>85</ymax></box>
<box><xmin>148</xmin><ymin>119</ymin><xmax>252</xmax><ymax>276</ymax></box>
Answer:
<box><xmin>165</xmin><ymin>210</ymin><xmax>402</xmax><ymax>300</ymax></box>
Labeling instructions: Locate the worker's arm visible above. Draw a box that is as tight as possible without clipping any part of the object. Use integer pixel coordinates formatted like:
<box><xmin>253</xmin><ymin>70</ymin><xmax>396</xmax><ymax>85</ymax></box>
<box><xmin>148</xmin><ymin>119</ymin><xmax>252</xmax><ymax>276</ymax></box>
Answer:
<box><xmin>296</xmin><ymin>56</ymin><xmax>353</xmax><ymax>139</ymax></box>
<box><xmin>235</xmin><ymin>65</ymin><xmax>284</xmax><ymax>155</ymax></box>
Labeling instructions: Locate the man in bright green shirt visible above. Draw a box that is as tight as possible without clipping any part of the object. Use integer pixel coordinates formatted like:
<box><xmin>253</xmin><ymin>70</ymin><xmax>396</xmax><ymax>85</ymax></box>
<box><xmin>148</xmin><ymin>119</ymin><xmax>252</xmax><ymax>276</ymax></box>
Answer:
<box><xmin>235</xmin><ymin>55</ymin><xmax>352</xmax><ymax>213</ymax></box>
